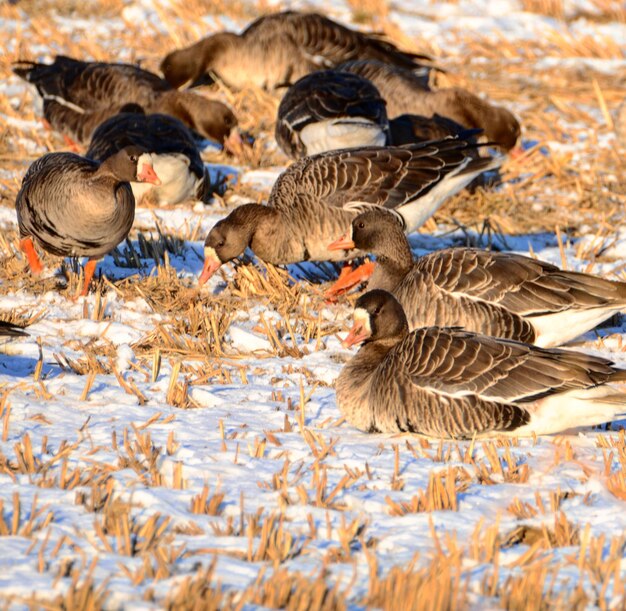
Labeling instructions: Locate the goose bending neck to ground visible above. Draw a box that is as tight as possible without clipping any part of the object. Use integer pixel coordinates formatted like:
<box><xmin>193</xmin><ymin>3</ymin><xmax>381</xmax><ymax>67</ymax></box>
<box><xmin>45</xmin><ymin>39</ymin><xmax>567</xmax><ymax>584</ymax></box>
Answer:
<box><xmin>338</xmin><ymin>60</ymin><xmax>521</xmax><ymax>152</ymax></box>
<box><xmin>12</xmin><ymin>57</ymin><xmax>239</xmax><ymax>148</ymax></box>
<box><xmin>198</xmin><ymin>140</ymin><xmax>501</xmax><ymax>285</ymax></box>
<box><xmin>329</xmin><ymin>209</ymin><xmax>626</xmax><ymax>347</ymax></box>
<box><xmin>336</xmin><ymin>290</ymin><xmax>626</xmax><ymax>439</ymax></box>
<box><xmin>160</xmin><ymin>11</ymin><xmax>432</xmax><ymax>91</ymax></box>
<box><xmin>16</xmin><ymin>146</ymin><xmax>159</xmax><ymax>297</ymax></box>
<box><xmin>275</xmin><ymin>69</ymin><xmax>475</xmax><ymax>159</ymax></box>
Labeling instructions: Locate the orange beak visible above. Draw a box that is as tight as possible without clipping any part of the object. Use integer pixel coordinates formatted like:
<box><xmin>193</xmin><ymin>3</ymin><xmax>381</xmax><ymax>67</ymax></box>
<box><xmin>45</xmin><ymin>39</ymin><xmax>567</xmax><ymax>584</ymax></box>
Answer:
<box><xmin>328</xmin><ymin>233</ymin><xmax>356</xmax><ymax>251</ymax></box>
<box><xmin>223</xmin><ymin>128</ymin><xmax>244</xmax><ymax>156</ymax></box>
<box><xmin>342</xmin><ymin>322</ymin><xmax>370</xmax><ymax>348</ymax></box>
<box><xmin>198</xmin><ymin>254</ymin><xmax>222</xmax><ymax>286</ymax></box>
<box><xmin>138</xmin><ymin>163</ymin><xmax>161</xmax><ymax>185</ymax></box>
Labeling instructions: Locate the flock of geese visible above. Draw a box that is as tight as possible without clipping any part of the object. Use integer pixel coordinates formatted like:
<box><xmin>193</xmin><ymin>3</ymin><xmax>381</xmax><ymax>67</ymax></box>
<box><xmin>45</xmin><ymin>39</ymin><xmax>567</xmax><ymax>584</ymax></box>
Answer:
<box><xmin>5</xmin><ymin>10</ymin><xmax>626</xmax><ymax>440</ymax></box>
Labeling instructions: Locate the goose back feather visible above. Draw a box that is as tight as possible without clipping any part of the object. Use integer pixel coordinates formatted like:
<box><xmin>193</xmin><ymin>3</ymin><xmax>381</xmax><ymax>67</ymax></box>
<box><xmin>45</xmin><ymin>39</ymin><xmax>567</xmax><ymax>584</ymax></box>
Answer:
<box><xmin>160</xmin><ymin>11</ymin><xmax>431</xmax><ymax>91</ymax></box>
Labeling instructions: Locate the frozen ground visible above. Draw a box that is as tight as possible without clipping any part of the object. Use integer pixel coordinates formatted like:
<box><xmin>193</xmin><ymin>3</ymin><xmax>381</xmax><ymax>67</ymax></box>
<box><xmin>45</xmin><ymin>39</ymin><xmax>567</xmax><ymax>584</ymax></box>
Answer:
<box><xmin>0</xmin><ymin>0</ymin><xmax>625</xmax><ymax>608</ymax></box>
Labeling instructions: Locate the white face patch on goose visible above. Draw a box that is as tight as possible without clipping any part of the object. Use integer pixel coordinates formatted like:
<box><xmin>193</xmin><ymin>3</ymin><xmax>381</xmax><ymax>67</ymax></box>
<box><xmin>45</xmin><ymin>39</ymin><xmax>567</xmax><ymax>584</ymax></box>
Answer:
<box><xmin>353</xmin><ymin>308</ymin><xmax>372</xmax><ymax>336</ymax></box>
<box><xmin>204</xmin><ymin>245</ymin><xmax>219</xmax><ymax>262</ymax></box>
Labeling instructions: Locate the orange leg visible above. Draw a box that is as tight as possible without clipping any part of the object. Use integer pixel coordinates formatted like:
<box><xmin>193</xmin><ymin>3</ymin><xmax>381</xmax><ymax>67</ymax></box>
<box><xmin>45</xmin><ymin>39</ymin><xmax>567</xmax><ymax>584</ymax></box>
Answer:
<box><xmin>19</xmin><ymin>237</ymin><xmax>44</xmax><ymax>274</ymax></box>
<box><xmin>80</xmin><ymin>259</ymin><xmax>98</xmax><ymax>297</ymax></box>
<box><xmin>324</xmin><ymin>260</ymin><xmax>376</xmax><ymax>299</ymax></box>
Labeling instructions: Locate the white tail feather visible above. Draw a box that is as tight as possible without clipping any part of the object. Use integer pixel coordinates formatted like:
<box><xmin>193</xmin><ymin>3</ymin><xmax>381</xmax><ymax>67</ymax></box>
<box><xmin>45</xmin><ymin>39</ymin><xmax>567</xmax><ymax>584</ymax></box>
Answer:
<box><xmin>300</xmin><ymin>119</ymin><xmax>386</xmax><ymax>156</ymax></box>
<box><xmin>512</xmin><ymin>386</ymin><xmax>626</xmax><ymax>437</ymax></box>
<box><xmin>397</xmin><ymin>155</ymin><xmax>503</xmax><ymax>233</ymax></box>
<box><xmin>530</xmin><ymin>306</ymin><xmax>625</xmax><ymax>348</ymax></box>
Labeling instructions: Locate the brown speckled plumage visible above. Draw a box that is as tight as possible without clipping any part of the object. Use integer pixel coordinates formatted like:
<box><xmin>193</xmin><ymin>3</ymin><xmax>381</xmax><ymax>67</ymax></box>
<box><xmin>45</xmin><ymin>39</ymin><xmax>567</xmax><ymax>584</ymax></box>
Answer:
<box><xmin>204</xmin><ymin>139</ymin><xmax>498</xmax><ymax>269</ymax></box>
<box><xmin>351</xmin><ymin>209</ymin><xmax>626</xmax><ymax>347</ymax></box>
<box><xmin>160</xmin><ymin>11</ymin><xmax>432</xmax><ymax>91</ymax></box>
<box><xmin>12</xmin><ymin>56</ymin><xmax>237</xmax><ymax>144</ymax></box>
<box><xmin>336</xmin><ymin>291</ymin><xmax>626</xmax><ymax>438</ymax></box>
<box><xmin>16</xmin><ymin>149</ymin><xmax>139</xmax><ymax>259</ymax></box>
<box><xmin>339</xmin><ymin>60</ymin><xmax>520</xmax><ymax>151</ymax></box>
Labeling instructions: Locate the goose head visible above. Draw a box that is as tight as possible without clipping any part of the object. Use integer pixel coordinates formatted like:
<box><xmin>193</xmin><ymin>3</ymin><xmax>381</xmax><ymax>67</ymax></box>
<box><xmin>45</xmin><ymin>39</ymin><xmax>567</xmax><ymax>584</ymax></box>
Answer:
<box><xmin>343</xmin><ymin>290</ymin><xmax>409</xmax><ymax>348</ymax></box>
<box><xmin>199</xmin><ymin>204</ymin><xmax>263</xmax><ymax>285</ymax></box>
<box><xmin>160</xmin><ymin>91</ymin><xmax>240</xmax><ymax>150</ymax></box>
<box><xmin>103</xmin><ymin>146</ymin><xmax>160</xmax><ymax>185</ymax></box>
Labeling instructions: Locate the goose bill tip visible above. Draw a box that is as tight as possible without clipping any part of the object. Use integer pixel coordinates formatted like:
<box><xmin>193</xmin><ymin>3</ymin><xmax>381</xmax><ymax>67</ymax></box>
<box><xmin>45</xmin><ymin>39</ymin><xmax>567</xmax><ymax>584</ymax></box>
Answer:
<box><xmin>198</xmin><ymin>249</ymin><xmax>221</xmax><ymax>286</ymax></box>
<box><xmin>138</xmin><ymin>162</ymin><xmax>161</xmax><ymax>185</ymax></box>
<box><xmin>328</xmin><ymin>234</ymin><xmax>356</xmax><ymax>252</ymax></box>
<box><xmin>342</xmin><ymin>323</ymin><xmax>369</xmax><ymax>348</ymax></box>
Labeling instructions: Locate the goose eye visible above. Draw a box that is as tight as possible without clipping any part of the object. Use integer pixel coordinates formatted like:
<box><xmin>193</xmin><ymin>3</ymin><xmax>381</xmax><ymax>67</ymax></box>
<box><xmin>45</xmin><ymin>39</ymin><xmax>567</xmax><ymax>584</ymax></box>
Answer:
<box><xmin>130</xmin><ymin>155</ymin><xmax>138</xmax><ymax>163</ymax></box>
<box><xmin>217</xmin><ymin>240</ymin><xmax>225</xmax><ymax>248</ymax></box>
<box><xmin>373</xmin><ymin>306</ymin><xmax>381</xmax><ymax>315</ymax></box>
<box><xmin>357</xmin><ymin>222</ymin><xmax>365</xmax><ymax>229</ymax></box>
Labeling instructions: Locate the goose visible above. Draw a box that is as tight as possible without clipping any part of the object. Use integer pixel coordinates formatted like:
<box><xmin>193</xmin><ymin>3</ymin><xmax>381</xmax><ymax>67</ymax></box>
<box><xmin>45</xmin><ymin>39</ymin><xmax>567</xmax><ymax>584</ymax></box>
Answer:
<box><xmin>336</xmin><ymin>290</ymin><xmax>626</xmax><ymax>438</ymax></box>
<box><xmin>160</xmin><ymin>11</ymin><xmax>432</xmax><ymax>91</ymax></box>
<box><xmin>86</xmin><ymin>107</ymin><xmax>210</xmax><ymax>205</ymax></box>
<box><xmin>338</xmin><ymin>60</ymin><xmax>521</xmax><ymax>152</ymax></box>
<box><xmin>198</xmin><ymin>140</ymin><xmax>501</xmax><ymax>285</ymax></box>
<box><xmin>12</xmin><ymin>56</ymin><xmax>239</xmax><ymax>148</ymax></box>
<box><xmin>0</xmin><ymin>321</ymin><xmax>28</xmax><ymax>338</ymax></box>
<box><xmin>16</xmin><ymin>146</ymin><xmax>159</xmax><ymax>296</ymax></box>
<box><xmin>328</xmin><ymin>209</ymin><xmax>626</xmax><ymax>347</ymax></box>
<box><xmin>275</xmin><ymin>69</ymin><xmax>474</xmax><ymax>159</ymax></box>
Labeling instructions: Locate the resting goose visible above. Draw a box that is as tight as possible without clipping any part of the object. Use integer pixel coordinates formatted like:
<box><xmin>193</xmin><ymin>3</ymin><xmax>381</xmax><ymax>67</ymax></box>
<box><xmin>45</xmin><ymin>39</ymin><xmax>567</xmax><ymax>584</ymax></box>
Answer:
<box><xmin>86</xmin><ymin>108</ymin><xmax>210</xmax><ymax>205</ymax></box>
<box><xmin>16</xmin><ymin>146</ymin><xmax>159</xmax><ymax>296</ymax></box>
<box><xmin>12</xmin><ymin>56</ymin><xmax>239</xmax><ymax>147</ymax></box>
<box><xmin>338</xmin><ymin>60</ymin><xmax>521</xmax><ymax>152</ymax></box>
<box><xmin>336</xmin><ymin>290</ymin><xmax>626</xmax><ymax>438</ymax></box>
<box><xmin>275</xmin><ymin>70</ymin><xmax>473</xmax><ymax>159</ymax></box>
<box><xmin>160</xmin><ymin>11</ymin><xmax>432</xmax><ymax>91</ymax></box>
<box><xmin>198</xmin><ymin>140</ymin><xmax>501</xmax><ymax>284</ymax></box>
<box><xmin>329</xmin><ymin>209</ymin><xmax>626</xmax><ymax>347</ymax></box>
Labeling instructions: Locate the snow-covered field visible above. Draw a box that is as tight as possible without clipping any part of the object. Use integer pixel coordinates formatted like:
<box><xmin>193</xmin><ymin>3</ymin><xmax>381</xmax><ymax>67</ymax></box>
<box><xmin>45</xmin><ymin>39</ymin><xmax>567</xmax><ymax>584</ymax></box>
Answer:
<box><xmin>0</xmin><ymin>0</ymin><xmax>625</xmax><ymax>607</ymax></box>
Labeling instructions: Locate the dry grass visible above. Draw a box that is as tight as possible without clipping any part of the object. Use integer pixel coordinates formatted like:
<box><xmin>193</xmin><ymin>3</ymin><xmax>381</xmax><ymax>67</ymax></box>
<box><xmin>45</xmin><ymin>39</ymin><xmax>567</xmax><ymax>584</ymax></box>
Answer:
<box><xmin>0</xmin><ymin>0</ymin><xmax>625</xmax><ymax>608</ymax></box>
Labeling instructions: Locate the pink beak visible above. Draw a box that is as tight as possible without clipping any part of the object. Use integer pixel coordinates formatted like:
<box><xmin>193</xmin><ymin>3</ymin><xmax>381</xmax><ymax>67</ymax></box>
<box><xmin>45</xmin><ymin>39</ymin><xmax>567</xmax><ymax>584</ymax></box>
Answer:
<box><xmin>342</xmin><ymin>323</ymin><xmax>369</xmax><ymax>348</ymax></box>
<box><xmin>328</xmin><ymin>233</ymin><xmax>356</xmax><ymax>251</ymax></box>
<box><xmin>198</xmin><ymin>255</ymin><xmax>222</xmax><ymax>286</ymax></box>
<box><xmin>138</xmin><ymin>163</ymin><xmax>161</xmax><ymax>185</ymax></box>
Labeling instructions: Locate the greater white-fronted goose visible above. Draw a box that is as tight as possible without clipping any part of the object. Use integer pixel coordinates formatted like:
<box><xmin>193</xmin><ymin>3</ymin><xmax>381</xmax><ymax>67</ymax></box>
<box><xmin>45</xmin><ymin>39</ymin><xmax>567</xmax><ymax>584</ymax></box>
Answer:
<box><xmin>329</xmin><ymin>209</ymin><xmax>626</xmax><ymax>347</ymax></box>
<box><xmin>16</xmin><ymin>146</ymin><xmax>159</xmax><ymax>296</ymax></box>
<box><xmin>275</xmin><ymin>69</ymin><xmax>477</xmax><ymax>159</ymax></box>
<box><xmin>86</xmin><ymin>108</ymin><xmax>210</xmax><ymax>205</ymax></box>
<box><xmin>13</xmin><ymin>56</ymin><xmax>239</xmax><ymax>147</ymax></box>
<box><xmin>275</xmin><ymin>70</ymin><xmax>389</xmax><ymax>159</ymax></box>
<box><xmin>160</xmin><ymin>11</ymin><xmax>432</xmax><ymax>91</ymax></box>
<box><xmin>338</xmin><ymin>60</ymin><xmax>521</xmax><ymax>152</ymax></box>
<box><xmin>336</xmin><ymin>290</ymin><xmax>626</xmax><ymax>438</ymax></box>
<box><xmin>0</xmin><ymin>321</ymin><xmax>28</xmax><ymax>338</ymax></box>
<box><xmin>198</xmin><ymin>140</ymin><xmax>501</xmax><ymax>284</ymax></box>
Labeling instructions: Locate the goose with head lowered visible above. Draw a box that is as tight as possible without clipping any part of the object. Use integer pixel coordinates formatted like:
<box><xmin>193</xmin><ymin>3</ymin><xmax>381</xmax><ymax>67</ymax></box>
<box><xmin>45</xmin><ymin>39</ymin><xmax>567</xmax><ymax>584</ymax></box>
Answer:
<box><xmin>160</xmin><ymin>10</ymin><xmax>433</xmax><ymax>91</ymax></box>
<box><xmin>328</xmin><ymin>209</ymin><xmax>626</xmax><ymax>347</ymax></box>
<box><xmin>12</xmin><ymin>56</ymin><xmax>239</xmax><ymax>149</ymax></box>
<box><xmin>338</xmin><ymin>60</ymin><xmax>521</xmax><ymax>153</ymax></box>
<box><xmin>86</xmin><ymin>106</ymin><xmax>210</xmax><ymax>205</ymax></box>
<box><xmin>275</xmin><ymin>69</ymin><xmax>475</xmax><ymax>159</ymax></box>
<box><xmin>16</xmin><ymin>146</ymin><xmax>159</xmax><ymax>297</ymax></box>
<box><xmin>336</xmin><ymin>290</ymin><xmax>626</xmax><ymax>439</ymax></box>
<box><xmin>198</xmin><ymin>139</ymin><xmax>501</xmax><ymax>285</ymax></box>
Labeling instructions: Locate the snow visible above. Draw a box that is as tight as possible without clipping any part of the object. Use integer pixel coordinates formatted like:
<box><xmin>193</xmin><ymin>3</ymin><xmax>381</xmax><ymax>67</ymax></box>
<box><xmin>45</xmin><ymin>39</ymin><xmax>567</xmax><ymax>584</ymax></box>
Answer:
<box><xmin>0</xmin><ymin>0</ymin><xmax>625</xmax><ymax>606</ymax></box>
